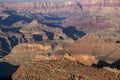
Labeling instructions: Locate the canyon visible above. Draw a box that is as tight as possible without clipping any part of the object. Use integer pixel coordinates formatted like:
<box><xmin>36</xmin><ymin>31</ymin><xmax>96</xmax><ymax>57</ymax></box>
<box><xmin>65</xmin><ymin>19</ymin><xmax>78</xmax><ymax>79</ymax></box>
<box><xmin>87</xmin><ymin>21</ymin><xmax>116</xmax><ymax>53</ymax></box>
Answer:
<box><xmin>0</xmin><ymin>0</ymin><xmax>119</xmax><ymax>13</ymax></box>
<box><xmin>12</xmin><ymin>58</ymin><xmax>120</xmax><ymax>80</ymax></box>
<box><xmin>0</xmin><ymin>0</ymin><xmax>120</xmax><ymax>80</ymax></box>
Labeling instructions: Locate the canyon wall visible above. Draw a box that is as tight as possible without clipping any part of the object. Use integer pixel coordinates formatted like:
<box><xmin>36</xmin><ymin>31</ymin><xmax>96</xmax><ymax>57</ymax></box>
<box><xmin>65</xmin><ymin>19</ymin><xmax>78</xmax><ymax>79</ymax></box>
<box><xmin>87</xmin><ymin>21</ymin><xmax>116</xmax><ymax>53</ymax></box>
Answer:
<box><xmin>0</xmin><ymin>20</ymin><xmax>68</xmax><ymax>53</ymax></box>
<box><xmin>0</xmin><ymin>0</ymin><xmax>120</xmax><ymax>56</ymax></box>
<box><xmin>79</xmin><ymin>0</ymin><xmax>120</xmax><ymax>6</ymax></box>
<box><xmin>0</xmin><ymin>1</ymin><xmax>80</xmax><ymax>13</ymax></box>
<box><xmin>0</xmin><ymin>0</ymin><xmax>119</xmax><ymax>13</ymax></box>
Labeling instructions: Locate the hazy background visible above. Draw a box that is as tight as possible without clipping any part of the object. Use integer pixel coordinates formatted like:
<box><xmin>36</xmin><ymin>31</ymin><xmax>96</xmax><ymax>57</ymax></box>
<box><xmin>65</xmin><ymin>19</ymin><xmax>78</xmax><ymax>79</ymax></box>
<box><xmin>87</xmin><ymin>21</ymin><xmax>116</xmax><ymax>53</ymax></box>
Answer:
<box><xmin>0</xmin><ymin>0</ymin><xmax>77</xmax><ymax>2</ymax></box>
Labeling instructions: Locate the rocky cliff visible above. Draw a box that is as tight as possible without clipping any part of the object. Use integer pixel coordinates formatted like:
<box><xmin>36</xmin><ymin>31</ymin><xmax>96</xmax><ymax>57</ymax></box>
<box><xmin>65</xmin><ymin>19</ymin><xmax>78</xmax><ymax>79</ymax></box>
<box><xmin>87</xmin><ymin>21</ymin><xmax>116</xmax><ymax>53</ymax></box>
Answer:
<box><xmin>12</xmin><ymin>58</ymin><xmax>119</xmax><ymax>80</ymax></box>
<box><xmin>66</xmin><ymin>35</ymin><xmax>120</xmax><ymax>63</ymax></box>
<box><xmin>0</xmin><ymin>1</ymin><xmax>81</xmax><ymax>13</ymax></box>
<box><xmin>79</xmin><ymin>0</ymin><xmax>119</xmax><ymax>6</ymax></box>
<box><xmin>0</xmin><ymin>0</ymin><xmax>119</xmax><ymax>13</ymax></box>
<box><xmin>0</xmin><ymin>42</ymin><xmax>62</xmax><ymax>65</ymax></box>
<box><xmin>0</xmin><ymin>19</ymin><xmax>68</xmax><ymax>54</ymax></box>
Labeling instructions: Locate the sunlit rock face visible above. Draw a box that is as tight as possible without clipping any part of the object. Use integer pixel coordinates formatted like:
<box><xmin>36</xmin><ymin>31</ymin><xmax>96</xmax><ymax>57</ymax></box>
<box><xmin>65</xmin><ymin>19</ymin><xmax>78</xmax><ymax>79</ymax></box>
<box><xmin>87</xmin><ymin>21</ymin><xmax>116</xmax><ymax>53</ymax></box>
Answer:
<box><xmin>12</xmin><ymin>58</ymin><xmax>117</xmax><ymax>80</ymax></box>
<box><xmin>0</xmin><ymin>0</ymin><xmax>120</xmax><ymax>57</ymax></box>
<box><xmin>79</xmin><ymin>0</ymin><xmax>119</xmax><ymax>6</ymax></box>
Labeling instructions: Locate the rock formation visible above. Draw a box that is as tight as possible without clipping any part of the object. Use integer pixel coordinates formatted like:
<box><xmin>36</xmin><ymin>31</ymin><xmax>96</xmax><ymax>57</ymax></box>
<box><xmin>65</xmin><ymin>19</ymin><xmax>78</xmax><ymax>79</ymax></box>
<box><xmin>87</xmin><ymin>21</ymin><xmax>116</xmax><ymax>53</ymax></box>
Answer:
<box><xmin>0</xmin><ymin>41</ymin><xmax>63</xmax><ymax>65</ymax></box>
<box><xmin>0</xmin><ymin>0</ymin><xmax>120</xmax><ymax>54</ymax></box>
<box><xmin>0</xmin><ymin>10</ymin><xmax>9</xmax><ymax>20</ymax></box>
<box><xmin>0</xmin><ymin>19</ymin><xmax>68</xmax><ymax>54</ymax></box>
<box><xmin>0</xmin><ymin>39</ymin><xmax>120</xmax><ymax>79</ymax></box>
<box><xmin>0</xmin><ymin>0</ymin><xmax>120</xmax><ymax>79</ymax></box>
<box><xmin>66</xmin><ymin>35</ymin><xmax>120</xmax><ymax>63</ymax></box>
<box><xmin>73</xmin><ymin>54</ymin><xmax>98</xmax><ymax>65</ymax></box>
<box><xmin>12</xmin><ymin>58</ymin><xmax>119</xmax><ymax>80</ymax></box>
<box><xmin>0</xmin><ymin>1</ymin><xmax>81</xmax><ymax>13</ymax></box>
<box><xmin>0</xmin><ymin>0</ymin><xmax>119</xmax><ymax>13</ymax></box>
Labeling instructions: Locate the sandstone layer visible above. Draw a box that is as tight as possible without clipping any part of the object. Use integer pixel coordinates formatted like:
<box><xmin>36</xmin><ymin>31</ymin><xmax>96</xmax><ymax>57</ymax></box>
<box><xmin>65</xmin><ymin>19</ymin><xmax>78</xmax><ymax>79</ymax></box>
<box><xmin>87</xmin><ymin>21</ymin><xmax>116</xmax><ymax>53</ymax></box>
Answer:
<box><xmin>66</xmin><ymin>35</ymin><xmax>120</xmax><ymax>63</ymax></box>
<box><xmin>0</xmin><ymin>0</ymin><xmax>119</xmax><ymax>13</ymax></box>
<box><xmin>12</xmin><ymin>58</ymin><xmax>120</xmax><ymax>80</ymax></box>
<box><xmin>0</xmin><ymin>19</ymin><xmax>68</xmax><ymax>54</ymax></box>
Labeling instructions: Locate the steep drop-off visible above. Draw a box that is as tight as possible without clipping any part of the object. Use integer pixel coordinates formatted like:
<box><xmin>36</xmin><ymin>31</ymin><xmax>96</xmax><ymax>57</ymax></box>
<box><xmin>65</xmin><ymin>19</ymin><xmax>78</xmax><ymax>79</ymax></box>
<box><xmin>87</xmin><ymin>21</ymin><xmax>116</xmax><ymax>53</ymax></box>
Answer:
<box><xmin>0</xmin><ymin>17</ymin><xmax>68</xmax><ymax>54</ymax></box>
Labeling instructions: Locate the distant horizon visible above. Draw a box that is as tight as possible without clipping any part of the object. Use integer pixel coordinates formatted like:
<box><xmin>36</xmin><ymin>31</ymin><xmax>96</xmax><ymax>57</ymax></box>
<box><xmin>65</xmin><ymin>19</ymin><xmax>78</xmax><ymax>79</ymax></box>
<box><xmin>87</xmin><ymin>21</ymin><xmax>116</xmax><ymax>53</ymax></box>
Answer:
<box><xmin>0</xmin><ymin>0</ymin><xmax>78</xmax><ymax>2</ymax></box>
